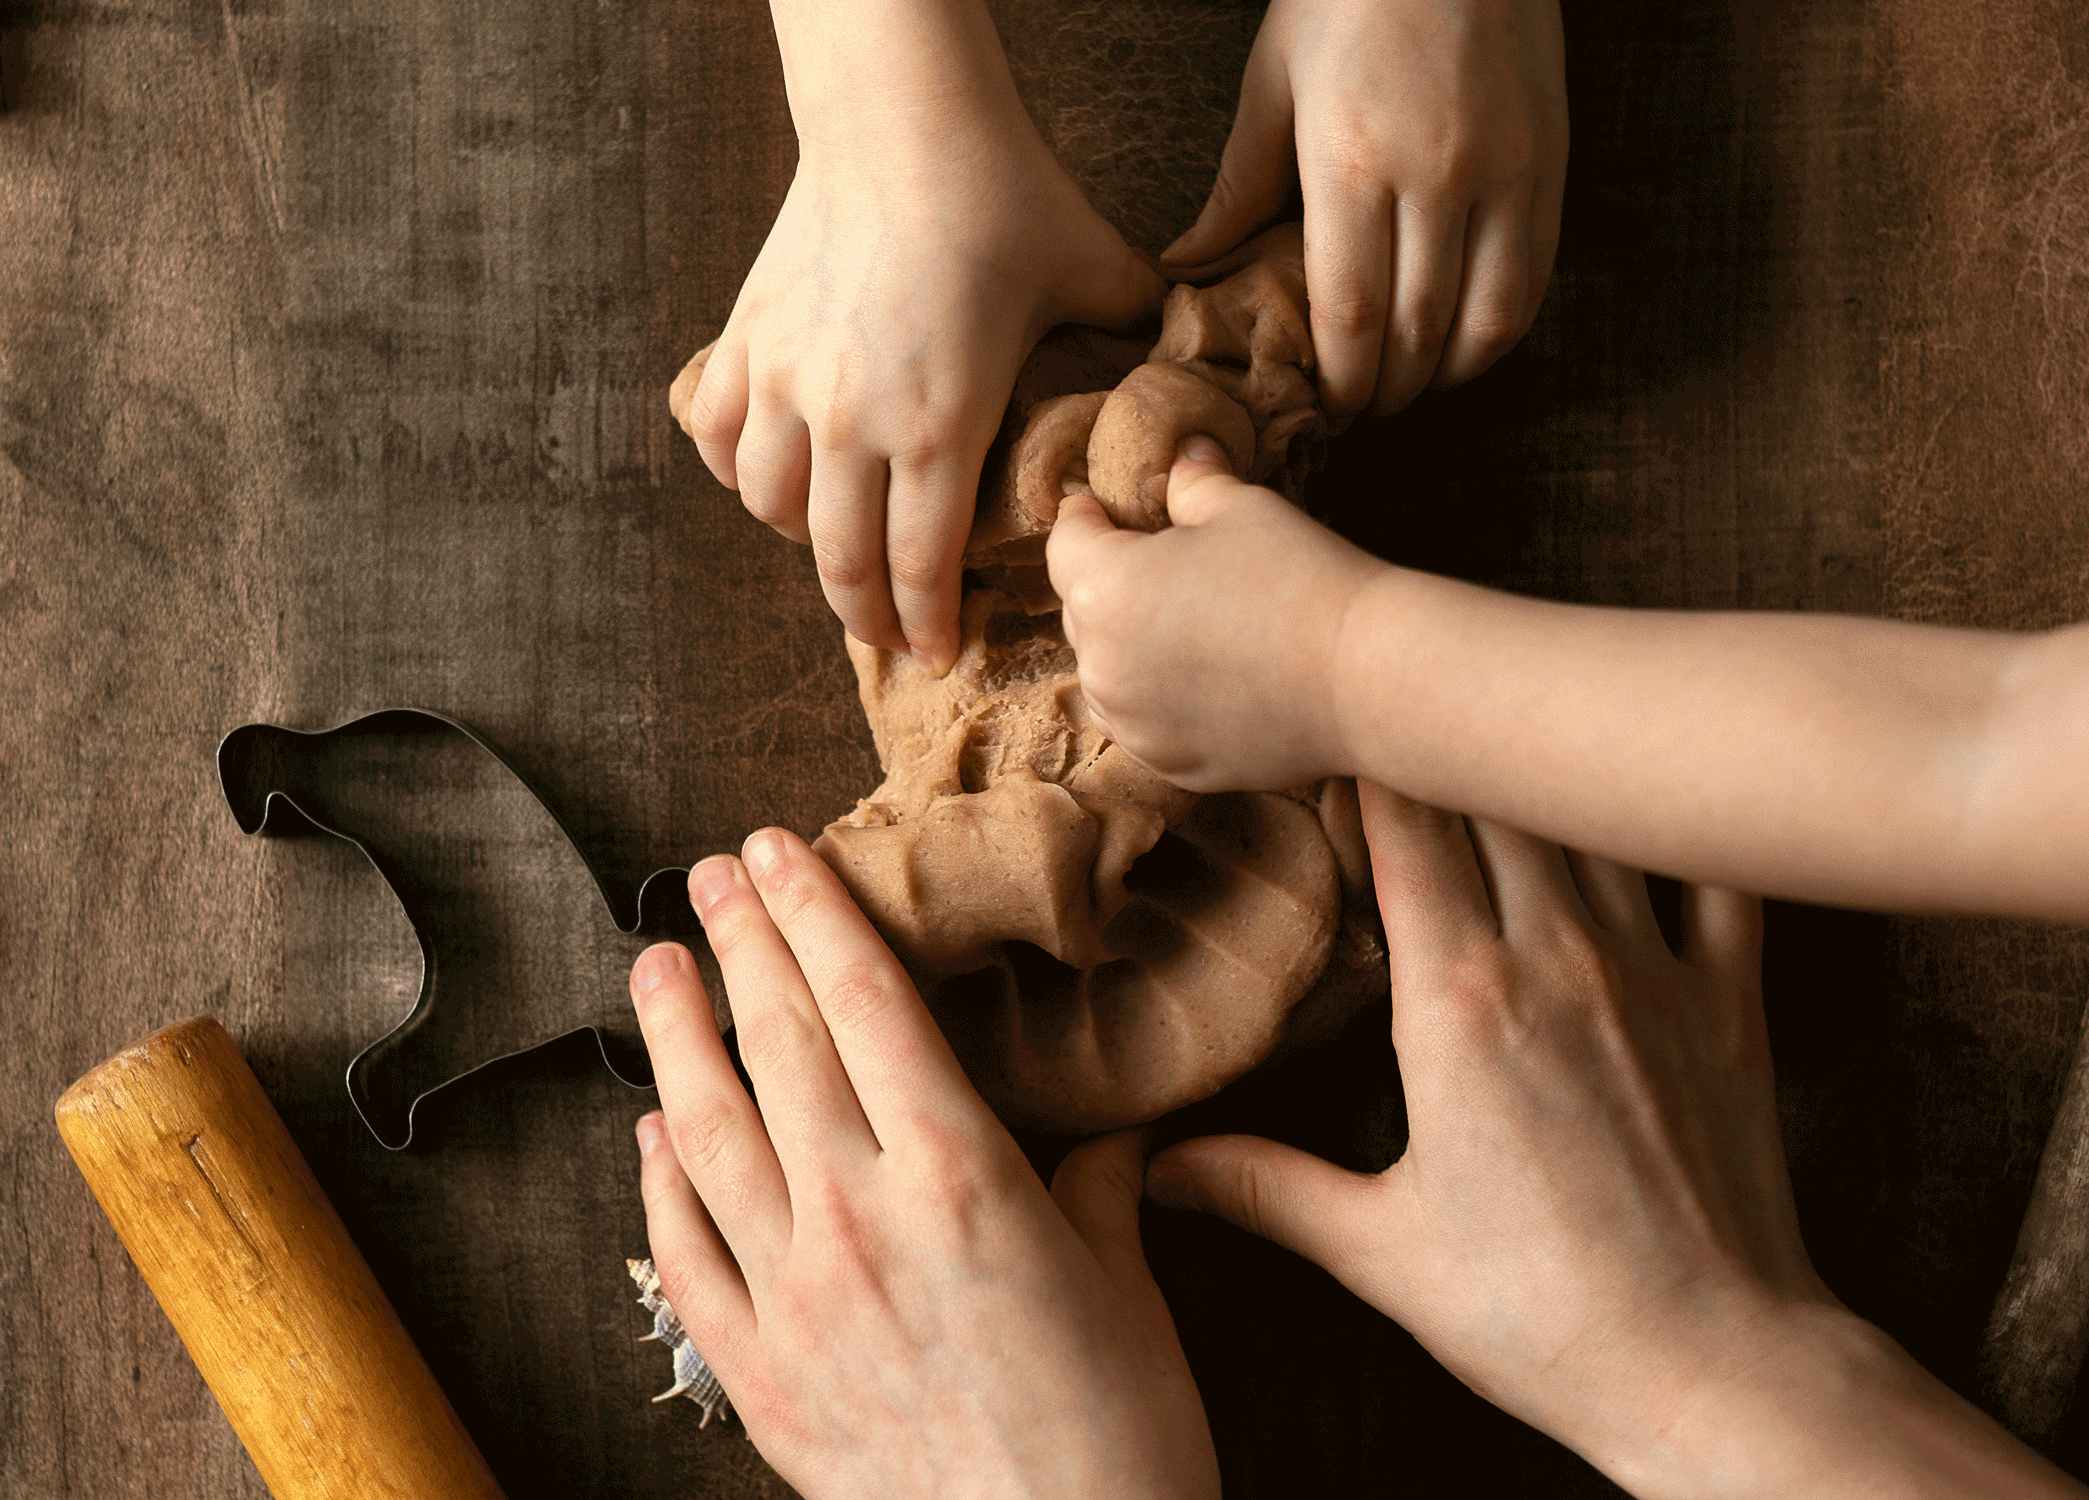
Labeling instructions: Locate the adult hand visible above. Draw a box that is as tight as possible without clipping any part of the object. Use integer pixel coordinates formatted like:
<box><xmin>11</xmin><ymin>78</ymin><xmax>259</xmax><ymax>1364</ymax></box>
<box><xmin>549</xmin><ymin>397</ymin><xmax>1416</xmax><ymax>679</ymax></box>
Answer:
<box><xmin>630</xmin><ymin>828</ymin><xmax>1217</xmax><ymax>1499</ymax></box>
<box><xmin>1164</xmin><ymin>0</ymin><xmax>1567</xmax><ymax>419</ymax></box>
<box><xmin>679</xmin><ymin>1</ymin><xmax>1161</xmax><ymax>671</ymax></box>
<box><xmin>1146</xmin><ymin>786</ymin><xmax>2088</xmax><ymax>1497</ymax></box>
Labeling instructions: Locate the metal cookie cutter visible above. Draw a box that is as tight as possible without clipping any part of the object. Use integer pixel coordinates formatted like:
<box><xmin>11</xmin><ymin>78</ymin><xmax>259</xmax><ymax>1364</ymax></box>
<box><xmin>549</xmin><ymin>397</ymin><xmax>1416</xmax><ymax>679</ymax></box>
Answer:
<box><xmin>219</xmin><ymin>707</ymin><xmax>702</xmax><ymax>1149</ymax></box>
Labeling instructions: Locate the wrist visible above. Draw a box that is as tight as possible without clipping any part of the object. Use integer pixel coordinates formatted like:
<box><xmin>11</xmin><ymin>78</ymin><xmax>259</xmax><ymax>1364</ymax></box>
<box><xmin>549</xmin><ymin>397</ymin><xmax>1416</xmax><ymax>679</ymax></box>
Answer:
<box><xmin>770</xmin><ymin>0</ymin><xmax>1026</xmax><ymax>162</ymax></box>
<box><xmin>1591</xmin><ymin>1290</ymin><xmax>2077</xmax><ymax>1500</ymax></box>
<box><xmin>1324</xmin><ymin>557</ymin><xmax>1406</xmax><ymax>781</ymax></box>
<box><xmin>1590</xmin><ymin>1294</ymin><xmax>1891</xmax><ymax>1500</ymax></box>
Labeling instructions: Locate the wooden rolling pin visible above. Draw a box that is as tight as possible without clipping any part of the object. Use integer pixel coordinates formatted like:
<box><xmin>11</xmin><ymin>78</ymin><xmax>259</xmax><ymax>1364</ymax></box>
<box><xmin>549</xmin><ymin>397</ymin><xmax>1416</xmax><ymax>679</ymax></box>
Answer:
<box><xmin>55</xmin><ymin>1016</ymin><xmax>505</xmax><ymax>1500</ymax></box>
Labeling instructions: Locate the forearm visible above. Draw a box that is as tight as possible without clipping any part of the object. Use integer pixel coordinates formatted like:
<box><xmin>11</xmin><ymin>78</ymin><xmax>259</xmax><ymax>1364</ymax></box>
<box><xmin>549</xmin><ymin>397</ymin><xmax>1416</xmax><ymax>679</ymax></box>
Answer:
<box><xmin>1336</xmin><ymin>566</ymin><xmax>2089</xmax><ymax>920</ymax></box>
<box><xmin>768</xmin><ymin>0</ymin><xmax>1026</xmax><ymax>150</ymax></box>
<box><xmin>1604</xmin><ymin>1304</ymin><xmax>2084</xmax><ymax>1500</ymax></box>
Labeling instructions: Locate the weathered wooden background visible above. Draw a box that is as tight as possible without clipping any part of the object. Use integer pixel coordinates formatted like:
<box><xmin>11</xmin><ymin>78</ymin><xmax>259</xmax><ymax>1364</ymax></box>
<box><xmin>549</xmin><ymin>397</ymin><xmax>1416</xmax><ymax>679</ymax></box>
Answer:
<box><xmin>4</xmin><ymin>1</ymin><xmax>2088</xmax><ymax>1495</ymax></box>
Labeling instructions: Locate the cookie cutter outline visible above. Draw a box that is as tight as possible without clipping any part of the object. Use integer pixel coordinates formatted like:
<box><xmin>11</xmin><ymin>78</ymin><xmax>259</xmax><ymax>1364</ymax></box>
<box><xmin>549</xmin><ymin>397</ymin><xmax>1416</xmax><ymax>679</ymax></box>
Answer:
<box><xmin>218</xmin><ymin>706</ymin><xmax>699</xmax><ymax>1150</ymax></box>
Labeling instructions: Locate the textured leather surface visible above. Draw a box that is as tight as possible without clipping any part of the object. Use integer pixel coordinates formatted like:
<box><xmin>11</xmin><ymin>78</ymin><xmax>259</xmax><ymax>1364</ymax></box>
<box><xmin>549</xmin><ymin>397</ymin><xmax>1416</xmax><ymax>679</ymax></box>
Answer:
<box><xmin>3</xmin><ymin>2</ymin><xmax>2087</xmax><ymax>1496</ymax></box>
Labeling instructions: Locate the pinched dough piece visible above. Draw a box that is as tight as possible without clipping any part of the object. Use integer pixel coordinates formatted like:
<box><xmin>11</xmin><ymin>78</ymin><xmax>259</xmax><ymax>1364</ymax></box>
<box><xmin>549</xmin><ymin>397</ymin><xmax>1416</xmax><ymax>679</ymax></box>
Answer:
<box><xmin>1086</xmin><ymin>364</ymin><xmax>1256</xmax><ymax>531</ymax></box>
<box><xmin>1150</xmin><ymin>225</ymin><xmax>1315</xmax><ymax>387</ymax></box>
<box><xmin>821</xmin><ymin>777</ymin><xmax>1133</xmax><ymax>976</ymax></box>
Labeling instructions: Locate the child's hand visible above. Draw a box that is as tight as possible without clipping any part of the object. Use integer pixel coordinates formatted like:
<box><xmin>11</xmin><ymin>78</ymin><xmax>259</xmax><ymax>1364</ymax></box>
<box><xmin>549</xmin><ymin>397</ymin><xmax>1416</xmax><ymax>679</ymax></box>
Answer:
<box><xmin>1046</xmin><ymin>437</ymin><xmax>1382</xmax><ymax>792</ymax></box>
<box><xmin>1164</xmin><ymin>0</ymin><xmax>1567</xmax><ymax>420</ymax></box>
<box><xmin>629</xmin><ymin>829</ymin><xmax>1217</xmax><ymax>1500</ymax></box>
<box><xmin>680</xmin><ymin>4</ymin><xmax>1161</xmax><ymax>672</ymax></box>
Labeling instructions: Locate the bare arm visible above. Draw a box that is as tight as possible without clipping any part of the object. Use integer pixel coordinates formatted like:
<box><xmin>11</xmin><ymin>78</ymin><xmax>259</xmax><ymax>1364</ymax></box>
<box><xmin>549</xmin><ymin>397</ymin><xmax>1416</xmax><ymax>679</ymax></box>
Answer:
<box><xmin>1049</xmin><ymin>443</ymin><xmax>2089</xmax><ymax>922</ymax></box>
<box><xmin>1340</xmin><ymin>571</ymin><xmax>2089</xmax><ymax>920</ymax></box>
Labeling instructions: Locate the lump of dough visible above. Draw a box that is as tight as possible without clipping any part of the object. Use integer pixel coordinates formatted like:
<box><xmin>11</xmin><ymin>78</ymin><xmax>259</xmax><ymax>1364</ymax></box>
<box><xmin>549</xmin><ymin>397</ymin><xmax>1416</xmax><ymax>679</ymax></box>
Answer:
<box><xmin>1085</xmin><ymin>363</ymin><xmax>1256</xmax><ymax>530</ymax></box>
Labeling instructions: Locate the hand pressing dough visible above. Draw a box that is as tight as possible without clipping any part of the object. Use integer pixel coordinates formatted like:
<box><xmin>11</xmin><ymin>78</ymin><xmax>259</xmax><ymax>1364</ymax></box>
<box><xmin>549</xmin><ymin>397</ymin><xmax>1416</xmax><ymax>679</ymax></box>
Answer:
<box><xmin>671</xmin><ymin>225</ymin><xmax>1384</xmax><ymax>1133</ymax></box>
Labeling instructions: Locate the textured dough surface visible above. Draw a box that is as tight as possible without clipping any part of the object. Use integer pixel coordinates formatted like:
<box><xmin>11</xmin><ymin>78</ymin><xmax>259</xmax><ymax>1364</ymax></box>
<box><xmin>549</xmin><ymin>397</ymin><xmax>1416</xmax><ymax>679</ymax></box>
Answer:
<box><xmin>673</xmin><ymin>225</ymin><xmax>1384</xmax><ymax>1132</ymax></box>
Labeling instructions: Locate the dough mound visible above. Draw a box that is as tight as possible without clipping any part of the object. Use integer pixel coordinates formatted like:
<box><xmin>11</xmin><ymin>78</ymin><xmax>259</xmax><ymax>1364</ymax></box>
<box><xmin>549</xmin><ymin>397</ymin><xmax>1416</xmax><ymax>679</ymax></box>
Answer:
<box><xmin>672</xmin><ymin>226</ymin><xmax>1384</xmax><ymax>1132</ymax></box>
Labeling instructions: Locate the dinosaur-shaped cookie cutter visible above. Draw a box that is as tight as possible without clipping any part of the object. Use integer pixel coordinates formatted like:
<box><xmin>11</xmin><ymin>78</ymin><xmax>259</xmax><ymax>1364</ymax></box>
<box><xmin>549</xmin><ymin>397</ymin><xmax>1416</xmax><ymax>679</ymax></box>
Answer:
<box><xmin>218</xmin><ymin>707</ymin><xmax>701</xmax><ymax>1149</ymax></box>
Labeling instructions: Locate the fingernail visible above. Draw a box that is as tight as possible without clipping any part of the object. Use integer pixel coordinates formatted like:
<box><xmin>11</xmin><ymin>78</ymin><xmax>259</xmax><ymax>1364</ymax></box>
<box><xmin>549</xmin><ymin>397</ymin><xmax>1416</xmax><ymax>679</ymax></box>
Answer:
<box><xmin>631</xmin><ymin>943</ymin><xmax>685</xmax><ymax>997</ymax></box>
<box><xmin>743</xmin><ymin>828</ymin><xmax>786</xmax><ymax>880</ymax></box>
<box><xmin>1176</xmin><ymin>434</ymin><xmax>1226</xmax><ymax>467</ymax></box>
<box><xmin>1144</xmin><ymin>1156</ymin><xmax>1197</xmax><ymax>1209</ymax></box>
<box><xmin>636</xmin><ymin>1112</ymin><xmax>665</xmax><ymax>1158</ymax></box>
<box><xmin>688</xmin><ymin>856</ymin><xmax>739</xmax><ymax>918</ymax></box>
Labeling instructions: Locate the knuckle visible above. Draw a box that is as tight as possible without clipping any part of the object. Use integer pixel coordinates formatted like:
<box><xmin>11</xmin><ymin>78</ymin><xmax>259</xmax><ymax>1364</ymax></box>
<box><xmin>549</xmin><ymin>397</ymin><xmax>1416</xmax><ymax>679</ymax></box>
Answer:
<box><xmin>763</xmin><ymin>1268</ymin><xmax>821</xmax><ymax>1329</ymax></box>
<box><xmin>1393</xmin><ymin>300</ymin><xmax>1457</xmax><ymax>355</ymax></box>
<box><xmin>754</xmin><ymin>856</ymin><xmax>822</xmax><ymax>926</ymax></box>
<box><xmin>1456</xmin><ymin>306</ymin><xmax>1530</xmax><ymax>362</ymax></box>
<box><xmin>1438</xmin><ymin>945</ymin><xmax>1515</xmax><ymax>1013</ymax></box>
<box><xmin>639</xmin><ymin>1160</ymin><xmax>687</xmax><ymax>1216</ymax></box>
<box><xmin>1412</xmin><ymin>129</ymin><xmax>1483</xmax><ymax>192</ymax></box>
<box><xmin>807</xmin><ymin>395</ymin><xmax>865</xmax><ymax>453</ymax></box>
<box><xmin>884</xmin><ymin>542</ymin><xmax>952</xmax><ymax>599</ymax></box>
<box><xmin>1219</xmin><ymin>1157</ymin><xmax>1276</xmax><ymax>1238</ymax></box>
<box><xmin>734</xmin><ymin>1005</ymin><xmax>816</xmax><ymax>1081</ymax></box>
<box><xmin>751</xmin><ymin>360</ymin><xmax>796</xmax><ymax>404</ymax></box>
<box><xmin>1489</xmin><ymin>123</ymin><xmax>1541</xmax><ymax>181</ymax></box>
<box><xmin>1063</xmin><ymin>579</ymin><xmax>1104</xmax><ymax>620</ymax></box>
<box><xmin>1079</xmin><ymin>662</ymin><xmax>1134</xmax><ymax>724</ymax></box>
<box><xmin>811</xmin><ymin>538</ymin><xmax>876</xmax><ymax>593</ymax></box>
<box><xmin>687</xmin><ymin>382</ymin><xmax>738</xmax><ymax>444</ymax></box>
<box><xmin>1316</xmin><ymin>291</ymin><xmax>1390</xmax><ymax>342</ymax></box>
<box><xmin>1546</xmin><ymin>922</ymin><xmax>1624</xmax><ymax>1003</ymax></box>
<box><xmin>698</xmin><ymin>896</ymin><xmax>763</xmax><ymax>961</ymax></box>
<box><xmin>652</xmin><ymin>1251</ymin><xmax>704</xmax><ymax>1315</ymax></box>
<box><xmin>806</xmin><ymin>1180</ymin><xmax>884</xmax><ymax>1281</ymax></box>
<box><xmin>669</xmin><ymin>1101</ymin><xmax>741</xmax><ymax>1178</ymax></box>
<box><xmin>818</xmin><ymin>960</ymin><xmax>904</xmax><ymax>1033</ymax></box>
<box><xmin>741</xmin><ymin>485</ymin><xmax>795</xmax><ymax>529</ymax></box>
<box><xmin>889</xmin><ymin>414</ymin><xmax>970</xmax><ymax>472</ymax></box>
<box><xmin>909</xmin><ymin>1115</ymin><xmax>1016</xmax><ymax>1214</ymax></box>
<box><xmin>1311</xmin><ymin>134</ymin><xmax>1387</xmax><ymax>198</ymax></box>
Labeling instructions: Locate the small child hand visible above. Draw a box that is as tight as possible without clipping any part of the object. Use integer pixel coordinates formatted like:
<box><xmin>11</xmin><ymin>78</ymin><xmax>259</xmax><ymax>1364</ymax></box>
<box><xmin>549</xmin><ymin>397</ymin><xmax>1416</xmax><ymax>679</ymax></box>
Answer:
<box><xmin>1046</xmin><ymin>437</ymin><xmax>1383</xmax><ymax>792</ymax></box>
<box><xmin>630</xmin><ymin>829</ymin><xmax>1217</xmax><ymax>1500</ymax></box>
<box><xmin>681</xmin><ymin>27</ymin><xmax>1160</xmax><ymax>673</ymax></box>
<box><xmin>1164</xmin><ymin>0</ymin><xmax>1567</xmax><ymax>419</ymax></box>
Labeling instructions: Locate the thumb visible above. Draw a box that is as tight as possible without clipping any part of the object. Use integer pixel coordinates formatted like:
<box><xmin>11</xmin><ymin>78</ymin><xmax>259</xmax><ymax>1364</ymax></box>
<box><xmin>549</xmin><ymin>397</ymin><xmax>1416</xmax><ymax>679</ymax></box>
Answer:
<box><xmin>1046</xmin><ymin>484</ymin><xmax>1127</xmax><ymax>600</ymax></box>
<box><xmin>667</xmin><ymin>341</ymin><xmax>715</xmax><ymax>441</ymax></box>
<box><xmin>1164</xmin><ymin>435</ymin><xmax>1252</xmax><ymax>528</ymax></box>
<box><xmin>1064</xmin><ymin>236</ymin><xmax>1169</xmax><ymax>335</ymax></box>
<box><xmin>1052</xmin><ymin>1129</ymin><xmax>1158</xmax><ymax>1285</ymax></box>
<box><xmin>1163</xmin><ymin>41</ymin><xmax>1295</xmax><ymax>268</ymax></box>
<box><xmin>1146</xmin><ymin>1134</ymin><xmax>1380</xmax><ymax>1278</ymax></box>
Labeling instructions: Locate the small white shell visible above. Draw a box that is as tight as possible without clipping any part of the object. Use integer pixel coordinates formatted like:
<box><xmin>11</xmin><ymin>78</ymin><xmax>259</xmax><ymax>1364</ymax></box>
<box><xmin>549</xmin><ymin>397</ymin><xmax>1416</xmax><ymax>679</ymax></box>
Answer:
<box><xmin>626</xmin><ymin>1257</ymin><xmax>734</xmax><ymax>1429</ymax></box>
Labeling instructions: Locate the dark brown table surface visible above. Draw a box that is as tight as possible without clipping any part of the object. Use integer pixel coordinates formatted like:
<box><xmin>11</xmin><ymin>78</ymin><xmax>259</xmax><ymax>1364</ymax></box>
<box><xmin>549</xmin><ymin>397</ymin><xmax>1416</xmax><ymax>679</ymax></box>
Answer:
<box><xmin>5</xmin><ymin>2</ymin><xmax>2088</xmax><ymax>1495</ymax></box>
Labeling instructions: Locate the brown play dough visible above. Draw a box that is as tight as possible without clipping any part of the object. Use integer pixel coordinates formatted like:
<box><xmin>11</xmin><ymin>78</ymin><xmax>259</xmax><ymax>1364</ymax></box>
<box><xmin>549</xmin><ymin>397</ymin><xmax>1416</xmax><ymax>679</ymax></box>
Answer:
<box><xmin>671</xmin><ymin>225</ymin><xmax>1383</xmax><ymax>1132</ymax></box>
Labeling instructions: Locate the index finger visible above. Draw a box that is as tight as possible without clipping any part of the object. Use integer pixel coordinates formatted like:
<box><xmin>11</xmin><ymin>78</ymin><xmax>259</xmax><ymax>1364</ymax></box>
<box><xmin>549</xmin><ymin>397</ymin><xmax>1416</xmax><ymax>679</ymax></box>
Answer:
<box><xmin>886</xmin><ymin>446</ymin><xmax>979</xmax><ymax>675</ymax></box>
<box><xmin>737</xmin><ymin>828</ymin><xmax>992</xmax><ymax>1145</ymax></box>
<box><xmin>1299</xmin><ymin>167</ymin><xmax>1393</xmax><ymax>421</ymax></box>
<box><xmin>1357</xmin><ymin>782</ymin><xmax>1498</xmax><ymax>1053</ymax></box>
